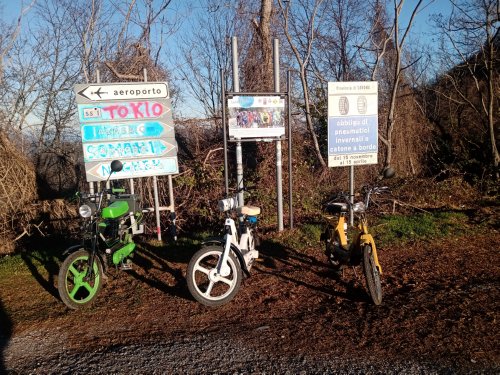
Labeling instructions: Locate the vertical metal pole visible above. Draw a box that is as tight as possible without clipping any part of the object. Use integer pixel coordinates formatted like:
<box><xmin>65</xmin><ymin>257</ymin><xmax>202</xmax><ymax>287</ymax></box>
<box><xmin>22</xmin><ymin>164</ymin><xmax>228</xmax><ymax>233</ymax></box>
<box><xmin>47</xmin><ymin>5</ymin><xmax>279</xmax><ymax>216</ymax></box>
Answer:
<box><xmin>153</xmin><ymin>175</ymin><xmax>162</xmax><ymax>241</ymax></box>
<box><xmin>89</xmin><ymin>70</ymin><xmax>101</xmax><ymax>195</ymax></box>
<box><xmin>221</xmin><ymin>68</ymin><xmax>229</xmax><ymax>197</ymax></box>
<box><xmin>274</xmin><ymin>38</ymin><xmax>284</xmax><ymax>232</ymax></box>
<box><xmin>287</xmin><ymin>70</ymin><xmax>293</xmax><ymax>229</ymax></box>
<box><xmin>232</xmin><ymin>37</ymin><xmax>244</xmax><ymax>206</ymax></box>
<box><xmin>164</xmin><ymin>67</ymin><xmax>174</xmax><ymax>232</ymax></box>
<box><xmin>130</xmin><ymin>178</ymin><xmax>135</xmax><ymax>194</ymax></box>
<box><xmin>103</xmin><ymin>63</ymin><xmax>111</xmax><ymax>199</ymax></box>
<box><xmin>349</xmin><ymin>165</ymin><xmax>354</xmax><ymax>226</ymax></box>
<box><xmin>168</xmin><ymin>174</ymin><xmax>176</xmax><ymax>240</ymax></box>
<box><xmin>144</xmin><ymin>68</ymin><xmax>162</xmax><ymax>241</ymax></box>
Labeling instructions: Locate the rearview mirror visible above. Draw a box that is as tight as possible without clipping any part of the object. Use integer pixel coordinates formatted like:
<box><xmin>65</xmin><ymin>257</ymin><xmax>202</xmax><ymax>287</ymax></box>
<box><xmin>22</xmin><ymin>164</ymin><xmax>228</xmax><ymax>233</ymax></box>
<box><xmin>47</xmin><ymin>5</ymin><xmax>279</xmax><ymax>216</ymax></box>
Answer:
<box><xmin>383</xmin><ymin>166</ymin><xmax>395</xmax><ymax>179</ymax></box>
<box><xmin>110</xmin><ymin>160</ymin><xmax>123</xmax><ymax>173</ymax></box>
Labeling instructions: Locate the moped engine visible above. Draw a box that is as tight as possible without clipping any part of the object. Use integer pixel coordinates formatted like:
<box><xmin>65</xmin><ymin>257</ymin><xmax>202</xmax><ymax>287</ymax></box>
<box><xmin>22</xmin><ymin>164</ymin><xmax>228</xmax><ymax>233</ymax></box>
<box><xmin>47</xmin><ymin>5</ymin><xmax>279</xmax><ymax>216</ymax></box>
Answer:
<box><xmin>100</xmin><ymin>218</ymin><xmax>121</xmax><ymax>243</ymax></box>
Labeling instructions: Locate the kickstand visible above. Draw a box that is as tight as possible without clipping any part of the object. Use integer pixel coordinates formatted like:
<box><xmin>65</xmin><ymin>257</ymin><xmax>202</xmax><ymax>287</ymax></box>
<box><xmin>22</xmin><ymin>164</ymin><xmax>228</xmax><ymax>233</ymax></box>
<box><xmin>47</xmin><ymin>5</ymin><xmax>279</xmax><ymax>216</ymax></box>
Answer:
<box><xmin>119</xmin><ymin>258</ymin><xmax>133</xmax><ymax>271</ymax></box>
<box><xmin>352</xmin><ymin>266</ymin><xmax>359</xmax><ymax>279</ymax></box>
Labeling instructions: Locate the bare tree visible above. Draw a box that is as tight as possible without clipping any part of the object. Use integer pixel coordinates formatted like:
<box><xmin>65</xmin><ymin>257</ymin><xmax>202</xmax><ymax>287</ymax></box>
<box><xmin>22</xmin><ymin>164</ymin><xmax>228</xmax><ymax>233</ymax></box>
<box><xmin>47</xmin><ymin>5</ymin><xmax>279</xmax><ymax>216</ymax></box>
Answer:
<box><xmin>104</xmin><ymin>0</ymin><xmax>177</xmax><ymax>82</ymax></box>
<box><xmin>314</xmin><ymin>0</ymin><xmax>367</xmax><ymax>82</ymax></box>
<box><xmin>174</xmin><ymin>1</ymin><xmax>235</xmax><ymax>119</ymax></box>
<box><xmin>377</xmin><ymin>0</ymin><xmax>424</xmax><ymax>172</ymax></box>
<box><xmin>277</xmin><ymin>0</ymin><xmax>327</xmax><ymax>168</ymax></box>
<box><xmin>433</xmin><ymin>0</ymin><xmax>499</xmax><ymax>175</ymax></box>
<box><xmin>0</xmin><ymin>0</ymin><xmax>36</xmax><ymax>82</ymax></box>
<box><xmin>242</xmin><ymin>0</ymin><xmax>274</xmax><ymax>91</ymax></box>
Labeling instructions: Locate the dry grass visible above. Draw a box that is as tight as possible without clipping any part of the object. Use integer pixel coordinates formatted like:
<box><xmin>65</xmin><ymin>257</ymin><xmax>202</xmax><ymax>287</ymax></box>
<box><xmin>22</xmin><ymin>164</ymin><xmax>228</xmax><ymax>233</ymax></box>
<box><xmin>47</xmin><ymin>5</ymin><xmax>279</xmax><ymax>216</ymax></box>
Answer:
<box><xmin>0</xmin><ymin>133</ymin><xmax>37</xmax><ymax>254</ymax></box>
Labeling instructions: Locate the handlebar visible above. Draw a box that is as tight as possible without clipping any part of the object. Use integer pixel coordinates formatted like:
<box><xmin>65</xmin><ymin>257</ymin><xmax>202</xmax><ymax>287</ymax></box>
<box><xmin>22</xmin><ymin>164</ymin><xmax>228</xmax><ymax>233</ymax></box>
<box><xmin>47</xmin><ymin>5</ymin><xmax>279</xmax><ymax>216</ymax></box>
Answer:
<box><xmin>219</xmin><ymin>186</ymin><xmax>255</xmax><ymax>212</ymax></box>
<box><xmin>79</xmin><ymin>187</ymin><xmax>128</xmax><ymax>201</ymax></box>
<box><xmin>326</xmin><ymin>185</ymin><xmax>391</xmax><ymax>210</ymax></box>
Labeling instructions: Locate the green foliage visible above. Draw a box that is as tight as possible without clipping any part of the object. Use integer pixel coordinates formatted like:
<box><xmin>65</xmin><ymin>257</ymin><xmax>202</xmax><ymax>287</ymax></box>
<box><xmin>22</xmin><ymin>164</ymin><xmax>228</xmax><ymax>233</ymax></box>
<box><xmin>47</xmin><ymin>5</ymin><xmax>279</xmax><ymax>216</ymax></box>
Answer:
<box><xmin>0</xmin><ymin>254</ymin><xmax>26</xmax><ymax>276</ymax></box>
<box><xmin>373</xmin><ymin>212</ymin><xmax>471</xmax><ymax>246</ymax></box>
<box><xmin>276</xmin><ymin>223</ymin><xmax>323</xmax><ymax>251</ymax></box>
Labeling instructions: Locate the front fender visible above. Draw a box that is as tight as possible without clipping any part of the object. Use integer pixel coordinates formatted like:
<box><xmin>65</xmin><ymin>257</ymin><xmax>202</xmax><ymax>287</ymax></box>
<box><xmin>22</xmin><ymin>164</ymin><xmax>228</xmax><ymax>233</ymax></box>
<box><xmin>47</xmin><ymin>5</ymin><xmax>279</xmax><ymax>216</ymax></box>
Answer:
<box><xmin>202</xmin><ymin>239</ymin><xmax>250</xmax><ymax>277</ymax></box>
<box><xmin>61</xmin><ymin>245</ymin><xmax>107</xmax><ymax>272</ymax></box>
<box><xmin>359</xmin><ymin>234</ymin><xmax>383</xmax><ymax>275</ymax></box>
<box><xmin>229</xmin><ymin>243</ymin><xmax>250</xmax><ymax>277</ymax></box>
<box><xmin>62</xmin><ymin>244</ymin><xmax>85</xmax><ymax>257</ymax></box>
<box><xmin>202</xmin><ymin>237</ymin><xmax>224</xmax><ymax>246</ymax></box>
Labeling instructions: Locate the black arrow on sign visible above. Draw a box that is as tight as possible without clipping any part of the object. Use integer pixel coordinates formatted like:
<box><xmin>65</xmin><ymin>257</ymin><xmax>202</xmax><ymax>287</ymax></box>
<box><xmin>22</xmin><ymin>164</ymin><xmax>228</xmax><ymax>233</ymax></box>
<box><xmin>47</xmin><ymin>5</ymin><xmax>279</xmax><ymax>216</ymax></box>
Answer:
<box><xmin>92</xmin><ymin>87</ymin><xmax>108</xmax><ymax>99</ymax></box>
<box><xmin>77</xmin><ymin>86</ymin><xmax>109</xmax><ymax>101</ymax></box>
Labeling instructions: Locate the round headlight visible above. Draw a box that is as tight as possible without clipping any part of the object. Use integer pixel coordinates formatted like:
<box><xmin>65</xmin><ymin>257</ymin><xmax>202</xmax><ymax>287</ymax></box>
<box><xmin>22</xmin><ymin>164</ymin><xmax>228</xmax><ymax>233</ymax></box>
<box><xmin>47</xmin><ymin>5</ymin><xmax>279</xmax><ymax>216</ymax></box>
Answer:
<box><xmin>79</xmin><ymin>204</ymin><xmax>93</xmax><ymax>218</ymax></box>
<box><xmin>353</xmin><ymin>202</ymin><xmax>366</xmax><ymax>214</ymax></box>
<box><xmin>218</xmin><ymin>197</ymin><xmax>237</xmax><ymax>212</ymax></box>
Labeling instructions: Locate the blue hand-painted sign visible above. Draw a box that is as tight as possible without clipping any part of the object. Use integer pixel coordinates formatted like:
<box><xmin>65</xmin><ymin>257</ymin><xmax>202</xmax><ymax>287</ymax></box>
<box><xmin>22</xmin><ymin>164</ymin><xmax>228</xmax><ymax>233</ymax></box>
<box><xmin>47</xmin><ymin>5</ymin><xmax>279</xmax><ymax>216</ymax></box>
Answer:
<box><xmin>83</xmin><ymin>139</ymin><xmax>177</xmax><ymax>162</ymax></box>
<box><xmin>86</xmin><ymin>157</ymin><xmax>178</xmax><ymax>181</ymax></box>
<box><xmin>81</xmin><ymin>121</ymin><xmax>172</xmax><ymax>142</ymax></box>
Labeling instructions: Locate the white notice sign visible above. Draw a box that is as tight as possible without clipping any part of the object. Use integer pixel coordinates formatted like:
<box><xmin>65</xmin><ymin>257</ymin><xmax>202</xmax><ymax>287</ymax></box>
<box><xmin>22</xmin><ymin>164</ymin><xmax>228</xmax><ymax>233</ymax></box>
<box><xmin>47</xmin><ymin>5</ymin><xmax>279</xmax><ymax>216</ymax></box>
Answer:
<box><xmin>327</xmin><ymin>82</ymin><xmax>378</xmax><ymax>167</ymax></box>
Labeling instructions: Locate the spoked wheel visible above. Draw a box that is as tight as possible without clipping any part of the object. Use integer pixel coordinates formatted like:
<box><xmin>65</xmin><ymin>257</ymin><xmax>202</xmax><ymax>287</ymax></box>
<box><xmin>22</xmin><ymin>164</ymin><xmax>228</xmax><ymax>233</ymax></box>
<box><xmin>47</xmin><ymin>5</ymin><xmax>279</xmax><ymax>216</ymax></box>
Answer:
<box><xmin>186</xmin><ymin>245</ymin><xmax>242</xmax><ymax>307</ymax></box>
<box><xmin>362</xmin><ymin>245</ymin><xmax>382</xmax><ymax>305</ymax></box>
<box><xmin>58</xmin><ymin>249</ymin><xmax>103</xmax><ymax>309</ymax></box>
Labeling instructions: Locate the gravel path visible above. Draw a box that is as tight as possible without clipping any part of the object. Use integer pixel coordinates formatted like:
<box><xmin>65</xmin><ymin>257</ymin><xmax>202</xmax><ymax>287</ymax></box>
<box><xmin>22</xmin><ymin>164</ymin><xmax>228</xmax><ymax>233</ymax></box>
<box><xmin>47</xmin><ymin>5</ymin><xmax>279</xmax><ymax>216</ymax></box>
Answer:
<box><xmin>4</xmin><ymin>328</ymin><xmax>463</xmax><ymax>374</ymax></box>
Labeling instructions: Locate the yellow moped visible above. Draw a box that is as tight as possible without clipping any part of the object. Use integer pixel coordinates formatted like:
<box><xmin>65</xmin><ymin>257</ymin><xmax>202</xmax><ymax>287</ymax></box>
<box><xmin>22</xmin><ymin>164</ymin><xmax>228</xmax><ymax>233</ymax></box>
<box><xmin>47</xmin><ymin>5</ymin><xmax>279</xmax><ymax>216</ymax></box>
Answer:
<box><xmin>322</xmin><ymin>171</ymin><xmax>393</xmax><ymax>305</ymax></box>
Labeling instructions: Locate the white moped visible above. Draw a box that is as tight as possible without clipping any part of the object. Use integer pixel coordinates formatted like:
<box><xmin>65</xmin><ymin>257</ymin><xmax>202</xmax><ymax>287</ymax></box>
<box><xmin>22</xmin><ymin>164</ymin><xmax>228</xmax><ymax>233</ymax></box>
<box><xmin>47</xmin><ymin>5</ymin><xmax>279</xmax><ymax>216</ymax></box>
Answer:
<box><xmin>186</xmin><ymin>190</ymin><xmax>260</xmax><ymax>306</ymax></box>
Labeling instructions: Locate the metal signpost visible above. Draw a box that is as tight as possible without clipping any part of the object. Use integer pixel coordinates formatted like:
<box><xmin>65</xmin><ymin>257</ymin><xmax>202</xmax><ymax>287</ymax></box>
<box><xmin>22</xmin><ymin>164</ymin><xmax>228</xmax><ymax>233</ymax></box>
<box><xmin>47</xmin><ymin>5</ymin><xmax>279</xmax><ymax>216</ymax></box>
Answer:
<box><xmin>223</xmin><ymin>37</ymin><xmax>292</xmax><ymax>231</ymax></box>
<box><xmin>327</xmin><ymin>81</ymin><xmax>378</xmax><ymax>224</ymax></box>
<box><xmin>74</xmin><ymin>80</ymin><xmax>178</xmax><ymax>240</ymax></box>
<box><xmin>227</xmin><ymin>96</ymin><xmax>286</xmax><ymax>139</ymax></box>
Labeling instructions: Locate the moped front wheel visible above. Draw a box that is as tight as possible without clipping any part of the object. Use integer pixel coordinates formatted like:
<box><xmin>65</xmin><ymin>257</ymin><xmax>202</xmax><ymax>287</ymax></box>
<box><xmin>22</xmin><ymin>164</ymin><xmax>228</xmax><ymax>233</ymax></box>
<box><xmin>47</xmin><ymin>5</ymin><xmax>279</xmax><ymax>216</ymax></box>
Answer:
<box><xmin>186</xmin><ymin>245</ymin><xmax>242</xmax><ymax>307</ymax></box>
<box><xmin>58</xmin><ymin>249</ymin><xmax>103</xmax><ymax>309</ymax></box>
<box><xmin>362</xmin><ymin>245</ymin><xmax>382</xmax><ymax>305</ymax></box>
<box><xmin>324</xmin><ymin>226</ymin><xmax>343</xmax><ymax>273</ymax></box>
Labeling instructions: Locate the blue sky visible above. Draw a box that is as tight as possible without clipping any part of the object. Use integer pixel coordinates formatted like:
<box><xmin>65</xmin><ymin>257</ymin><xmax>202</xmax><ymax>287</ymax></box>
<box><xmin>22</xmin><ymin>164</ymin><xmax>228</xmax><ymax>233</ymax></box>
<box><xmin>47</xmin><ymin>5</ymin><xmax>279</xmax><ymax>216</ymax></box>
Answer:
<box><xmin>1</xmin><ymin>0</ymin><xmax>453</xmax><ymax>42</ymax></box>
<box><xmin>0</xmin><ymin>0</ymin><xmax>24</xmax><ymax>22</ymax></box>
<box><xmin>1</xmin><ymin>0</ymin><xmax>453</xmax><ymax>118</ymax></box>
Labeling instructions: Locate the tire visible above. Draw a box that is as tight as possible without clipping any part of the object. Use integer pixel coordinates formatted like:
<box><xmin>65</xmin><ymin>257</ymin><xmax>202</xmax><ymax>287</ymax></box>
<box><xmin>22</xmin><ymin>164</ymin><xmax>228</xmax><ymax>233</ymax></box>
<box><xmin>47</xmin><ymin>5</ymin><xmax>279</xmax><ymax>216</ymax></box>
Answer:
<box><xmin>186</xmin><ymin>245</ymin><xmax>242</xmax><ymax>307</ymax></box>
<box><xmin>363</xmin><ymin>245</ymin><xmax>382</xmax><ymax>305</ymax></box>
<box><xmin>58</xmin><ymin>249</ymin><xmax>103</xmax><ymax>309</ymax></box>
<box><xmin>324</xmin><ymin>227</ymin><xmax>342</xmax><ymax>273</ymax></box>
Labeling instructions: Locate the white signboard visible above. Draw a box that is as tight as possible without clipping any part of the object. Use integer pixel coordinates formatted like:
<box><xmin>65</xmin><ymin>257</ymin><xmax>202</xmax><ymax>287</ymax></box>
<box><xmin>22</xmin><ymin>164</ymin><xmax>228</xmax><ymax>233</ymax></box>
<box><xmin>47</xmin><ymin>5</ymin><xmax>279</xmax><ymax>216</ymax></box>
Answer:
<box><xmin>328</xmin><ymin>82</ymin><xmax>378</xmax><ymax>167</ymax></box>
<box><xmin>74</xmin><ymin>81</ymin><xmax>178</xmax><ymax>181</ymax></box>
<box><xmin>85</xmin><ymin>157</ymin><xmax>178</xmax><ymax>180</ymax></box>
<box><xmin>227</xmin><ymin>96</ymin><xmax>285</xmax><ymax>139</ymax></box>
<box><xmin>75</xmin><ymin>83</ymin><xmax>169</xmax><ymax>102</ymax></box>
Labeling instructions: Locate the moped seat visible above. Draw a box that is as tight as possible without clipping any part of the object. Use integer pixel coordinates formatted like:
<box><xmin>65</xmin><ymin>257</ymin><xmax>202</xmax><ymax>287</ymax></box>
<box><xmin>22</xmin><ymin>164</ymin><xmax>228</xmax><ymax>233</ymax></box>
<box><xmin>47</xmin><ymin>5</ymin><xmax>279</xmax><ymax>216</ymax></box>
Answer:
<box><xmin>325</xmin><ymin>202</ymin><xmax>348</xmax><ymax>214</ymax></box>
<box><xmin>238</xmin><ymin>205</ymin><xmax>261</xmax><ymax>216</ymax></box>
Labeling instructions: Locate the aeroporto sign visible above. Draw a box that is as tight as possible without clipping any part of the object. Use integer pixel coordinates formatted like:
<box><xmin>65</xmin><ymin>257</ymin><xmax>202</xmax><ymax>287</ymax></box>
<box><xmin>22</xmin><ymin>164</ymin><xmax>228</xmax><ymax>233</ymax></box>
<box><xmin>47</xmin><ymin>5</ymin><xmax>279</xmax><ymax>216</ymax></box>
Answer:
<box><xmin>75</xmin><ymin>82</ymin><xmax>169</xmax><ymax>102</ymax></box>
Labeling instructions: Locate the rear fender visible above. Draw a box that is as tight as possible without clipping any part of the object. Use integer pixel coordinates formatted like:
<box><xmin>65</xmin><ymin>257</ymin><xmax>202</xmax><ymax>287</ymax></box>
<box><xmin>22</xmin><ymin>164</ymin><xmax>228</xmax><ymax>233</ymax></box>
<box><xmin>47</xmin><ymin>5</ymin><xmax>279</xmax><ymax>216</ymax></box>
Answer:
<box><xmin>359</xmin><ymin>234</ymin><xmax>383</xmax><ymax>274</ymax></box>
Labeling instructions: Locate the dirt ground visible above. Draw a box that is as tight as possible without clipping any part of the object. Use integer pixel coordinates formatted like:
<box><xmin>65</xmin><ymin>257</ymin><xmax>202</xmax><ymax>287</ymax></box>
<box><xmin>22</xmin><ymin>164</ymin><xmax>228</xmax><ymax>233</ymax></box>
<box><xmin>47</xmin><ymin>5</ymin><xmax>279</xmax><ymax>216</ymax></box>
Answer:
<box><xmin>0</xmin><ymin>224</ymin><xmax>499</xmax><ymax>373</ymax></box>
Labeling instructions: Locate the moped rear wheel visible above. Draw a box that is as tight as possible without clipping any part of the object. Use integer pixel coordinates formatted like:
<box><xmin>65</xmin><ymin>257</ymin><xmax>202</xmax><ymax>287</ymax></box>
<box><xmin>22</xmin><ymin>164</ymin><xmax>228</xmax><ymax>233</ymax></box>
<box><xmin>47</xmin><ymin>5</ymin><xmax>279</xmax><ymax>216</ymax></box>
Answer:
<box><xmin>58</xmin><ymin>249</ymin><xmax>103</xmax><ymax>309</ymax></box>
<box><xmin>362</xmin><ymin>245</ymin><xmax>382</xmax><ymax>305</ymax></box>
<box><xmin>186</xmin><ymin>245</ymin><xmax>242</xmax><ymax>307</ymax></box>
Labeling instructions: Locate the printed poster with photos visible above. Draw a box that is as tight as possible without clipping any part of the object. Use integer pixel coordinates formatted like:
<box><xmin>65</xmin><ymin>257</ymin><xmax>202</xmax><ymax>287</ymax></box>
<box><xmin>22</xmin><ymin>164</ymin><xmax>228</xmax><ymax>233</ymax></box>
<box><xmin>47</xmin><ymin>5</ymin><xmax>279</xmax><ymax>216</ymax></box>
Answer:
<box><xmin>228</xmin><ymin>96</ymin><xmax>285</xmax><ymax>139</ymax></box>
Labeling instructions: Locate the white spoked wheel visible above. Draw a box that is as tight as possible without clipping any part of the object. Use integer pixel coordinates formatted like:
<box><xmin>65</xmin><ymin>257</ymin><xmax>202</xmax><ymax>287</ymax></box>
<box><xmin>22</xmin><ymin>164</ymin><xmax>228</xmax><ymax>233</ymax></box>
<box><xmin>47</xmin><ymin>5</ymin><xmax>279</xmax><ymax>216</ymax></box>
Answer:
<box><xmin>186</xmin><ymin>245</ymin><xmax>242</xmax><ymax>307</ymax></box>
